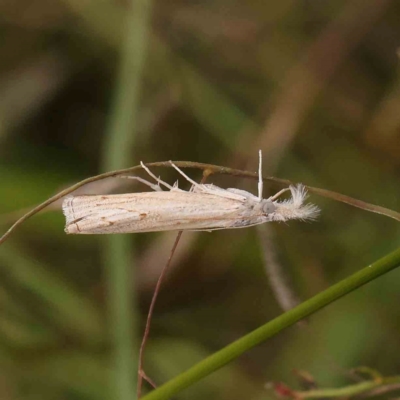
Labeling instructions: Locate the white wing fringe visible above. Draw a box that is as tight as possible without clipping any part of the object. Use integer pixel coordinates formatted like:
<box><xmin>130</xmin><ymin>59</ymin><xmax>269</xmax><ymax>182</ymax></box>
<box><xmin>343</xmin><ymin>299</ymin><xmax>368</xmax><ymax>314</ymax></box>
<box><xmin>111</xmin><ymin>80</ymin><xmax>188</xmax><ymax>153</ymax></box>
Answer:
<box><xmin>273</xmin><ymin>184</ymin><xmax>320</xmax><ymax>222</ymax></box>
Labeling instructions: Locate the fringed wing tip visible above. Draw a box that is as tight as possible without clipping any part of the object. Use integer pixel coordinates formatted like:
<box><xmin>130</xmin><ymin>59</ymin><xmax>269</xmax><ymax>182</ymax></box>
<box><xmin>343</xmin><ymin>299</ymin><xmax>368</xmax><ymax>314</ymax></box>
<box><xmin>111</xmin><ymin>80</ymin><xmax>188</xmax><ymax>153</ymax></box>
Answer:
<box><xmin>298</xmin><ymin>203</ymin><xmax>320</xmax><ymax>221</ymax></box>
<box><xmin>275</xmin><ymin>184</ymin><xmax>320</xmax><ymax>221</ymax></box>
<box><xmin>62</xmin><ymin>197</ymin><xmax>76</xmax><ymax>234</ymax></box>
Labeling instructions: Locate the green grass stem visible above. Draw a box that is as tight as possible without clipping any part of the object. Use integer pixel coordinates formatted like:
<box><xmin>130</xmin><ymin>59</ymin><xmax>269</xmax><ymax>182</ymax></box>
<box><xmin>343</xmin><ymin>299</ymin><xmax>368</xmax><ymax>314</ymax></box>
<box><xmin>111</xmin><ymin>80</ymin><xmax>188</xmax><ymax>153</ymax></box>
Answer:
<box><xmin>101</xmin><ymin>0</ymin><xmax>152</xmax><ymax>399</ymax></box>
<box><xmin>141</xmin><ymin>247</ymin><xmax>400</xmax><ymax>400</ymax></box>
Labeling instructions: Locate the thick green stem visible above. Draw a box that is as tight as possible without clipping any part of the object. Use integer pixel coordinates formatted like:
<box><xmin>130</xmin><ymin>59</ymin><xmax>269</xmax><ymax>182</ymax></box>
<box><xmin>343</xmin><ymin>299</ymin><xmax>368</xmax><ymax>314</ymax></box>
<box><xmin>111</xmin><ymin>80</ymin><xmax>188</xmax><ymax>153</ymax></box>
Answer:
<box><xmin>141</xmin><ymin>247</ymin><xmax>400</xmax><ymax>400</ymax></box>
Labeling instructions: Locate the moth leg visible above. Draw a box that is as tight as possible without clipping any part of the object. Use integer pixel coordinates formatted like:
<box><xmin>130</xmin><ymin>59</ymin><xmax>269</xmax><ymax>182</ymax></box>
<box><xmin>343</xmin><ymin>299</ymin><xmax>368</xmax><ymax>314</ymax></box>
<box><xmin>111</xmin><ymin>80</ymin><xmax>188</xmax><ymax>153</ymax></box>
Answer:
<box><xmin>119</xmin><ymin>176</ymin><xmax>163</xmax><ymax>192</ymax></box>
<box><xmin>258</xmin><ymin>149</ymin><xmax>263</xmax><ymax>201</ymax></box>
<box><xmin>140</xmin><ymin>162</ymin><xmax>175</xmax><ymax>190</ymax></box>
<box><xmin>269</xmin><ymin>187</ymin><xmax>290</xmax><ymax>201</ymax></box>
<box><xmin>169</xmin><ymin>161</ymin><xmax>202</xmax><ymax>189</ymax></box>
<box><xmin>171</xmin><ymin>180</ymin><xmax>186</xmax><ymax>192</ymax></box>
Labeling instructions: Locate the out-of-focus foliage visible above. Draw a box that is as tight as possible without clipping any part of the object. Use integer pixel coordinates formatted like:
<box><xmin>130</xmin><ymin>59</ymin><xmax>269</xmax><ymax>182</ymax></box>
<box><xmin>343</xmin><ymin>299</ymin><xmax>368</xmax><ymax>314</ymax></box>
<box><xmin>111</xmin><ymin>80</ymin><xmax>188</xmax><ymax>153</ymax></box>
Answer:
<box><xmin>1</xmin><ymin>0</ymin><xmax>400</xmax><ymax>399</ymax></box>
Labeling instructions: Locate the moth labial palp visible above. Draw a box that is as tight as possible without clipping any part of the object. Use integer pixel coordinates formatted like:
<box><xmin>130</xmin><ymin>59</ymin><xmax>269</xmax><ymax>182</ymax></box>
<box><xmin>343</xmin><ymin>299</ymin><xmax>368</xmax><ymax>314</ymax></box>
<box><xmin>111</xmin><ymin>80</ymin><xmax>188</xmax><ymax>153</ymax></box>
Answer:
<box><xmin>62</xmin><ymin>151</ymin><xmax>320</xmax><ymax>235</ymax></box>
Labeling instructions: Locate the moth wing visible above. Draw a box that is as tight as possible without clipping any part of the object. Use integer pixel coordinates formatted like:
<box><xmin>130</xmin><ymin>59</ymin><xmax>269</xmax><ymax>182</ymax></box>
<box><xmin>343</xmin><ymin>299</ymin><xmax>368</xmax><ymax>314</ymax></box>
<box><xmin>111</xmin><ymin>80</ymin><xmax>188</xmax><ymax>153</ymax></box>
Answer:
<box><xmin>63</xmin><ymin>196</ymin><xmax>143</xmax><ymax>234</ymax></box>
<box><xmin>225</xmin><ymin>188</ymin><xmax>259</xmax><ymax>200</ymax></box>
<box><xmin>192</xmin><ymin>184</ymin><xmax>249</xmax><ymax>201</ymax></box>
<box><xmin>63</xmin><ymin>191</ymin><xmax>261</xmax><ymax>234</ymax></box>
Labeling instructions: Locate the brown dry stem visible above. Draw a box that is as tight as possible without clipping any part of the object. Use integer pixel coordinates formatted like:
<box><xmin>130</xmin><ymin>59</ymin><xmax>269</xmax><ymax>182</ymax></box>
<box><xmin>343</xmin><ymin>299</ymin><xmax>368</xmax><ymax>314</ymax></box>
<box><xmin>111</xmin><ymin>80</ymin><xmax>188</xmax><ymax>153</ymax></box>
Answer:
<box><xmin>1</xmin><ymin>161</ymin><xmax>400</xmax><ymax>246</ymax></box>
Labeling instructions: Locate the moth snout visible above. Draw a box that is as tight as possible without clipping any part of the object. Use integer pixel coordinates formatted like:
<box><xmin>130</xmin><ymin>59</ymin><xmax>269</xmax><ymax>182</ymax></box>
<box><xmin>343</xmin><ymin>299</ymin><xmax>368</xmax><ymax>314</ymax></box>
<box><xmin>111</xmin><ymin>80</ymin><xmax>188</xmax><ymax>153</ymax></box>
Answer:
<box><xmin>262</xmin><ymin>200</ymin><xmax>276</xmax><ymax>214</ymax></box>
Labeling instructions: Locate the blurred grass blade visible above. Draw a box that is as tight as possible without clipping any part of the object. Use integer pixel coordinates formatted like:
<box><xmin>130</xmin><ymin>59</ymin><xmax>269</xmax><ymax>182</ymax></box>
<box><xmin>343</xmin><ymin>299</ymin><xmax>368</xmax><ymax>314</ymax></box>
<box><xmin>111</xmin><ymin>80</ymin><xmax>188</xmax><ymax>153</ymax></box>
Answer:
<box><xmin>26</xmin><ymin>352</ymin><xmax>111</xmax><ymax>400</ymax></box>
<box><xmin>100</xmin><ymin>0</ymin><xmax>153</xmax><ymax>399</ymax></box>
<box><xmin>0</xmin><ymin>244</ymin><xmax>103</xmax><ymax>342</ymax></box>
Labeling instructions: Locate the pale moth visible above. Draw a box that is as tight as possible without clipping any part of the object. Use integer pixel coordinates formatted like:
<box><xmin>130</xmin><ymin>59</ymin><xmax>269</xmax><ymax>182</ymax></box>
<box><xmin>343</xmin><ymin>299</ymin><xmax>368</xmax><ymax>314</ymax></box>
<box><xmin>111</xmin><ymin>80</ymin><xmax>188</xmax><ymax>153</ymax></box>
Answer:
<box><xmin>63</xmin><ymin>151</ymin><xmax>319</xmax><ymax>234</ymax></box>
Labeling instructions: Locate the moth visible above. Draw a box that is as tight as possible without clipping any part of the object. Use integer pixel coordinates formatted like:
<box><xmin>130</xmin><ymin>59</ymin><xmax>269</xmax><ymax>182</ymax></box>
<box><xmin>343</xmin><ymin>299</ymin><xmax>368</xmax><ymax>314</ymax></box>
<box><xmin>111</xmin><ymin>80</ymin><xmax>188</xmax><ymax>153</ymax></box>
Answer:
<box><xmin>62</xmin><ymin>151</ymin><xmax>319</xmax><ymax>234</ymax></box>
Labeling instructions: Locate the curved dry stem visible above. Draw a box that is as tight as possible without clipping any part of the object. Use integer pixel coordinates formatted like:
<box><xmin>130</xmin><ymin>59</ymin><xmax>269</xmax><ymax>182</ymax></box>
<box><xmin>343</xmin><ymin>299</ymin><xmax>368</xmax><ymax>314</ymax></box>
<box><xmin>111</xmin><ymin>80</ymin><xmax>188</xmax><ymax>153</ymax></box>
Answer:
<box><xmin>271</xmin><ymin>375</ymin><xmax>400</xmax><ymax>399</ymax></box>
<box><xmin>1</xmin><ymin>160</ymin><xmax>399</xmax><ymax>246</ymax></box>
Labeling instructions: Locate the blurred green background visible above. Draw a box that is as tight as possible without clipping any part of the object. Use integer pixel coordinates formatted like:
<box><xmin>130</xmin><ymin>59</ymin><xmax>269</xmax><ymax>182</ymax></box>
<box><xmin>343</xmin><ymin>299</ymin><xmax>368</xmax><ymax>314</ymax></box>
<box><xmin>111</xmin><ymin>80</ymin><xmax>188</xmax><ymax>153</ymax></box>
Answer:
<box><xmin>1</xmin><ymin>0</ymin><xmax>400</xmax><ymax>399</ymax></box>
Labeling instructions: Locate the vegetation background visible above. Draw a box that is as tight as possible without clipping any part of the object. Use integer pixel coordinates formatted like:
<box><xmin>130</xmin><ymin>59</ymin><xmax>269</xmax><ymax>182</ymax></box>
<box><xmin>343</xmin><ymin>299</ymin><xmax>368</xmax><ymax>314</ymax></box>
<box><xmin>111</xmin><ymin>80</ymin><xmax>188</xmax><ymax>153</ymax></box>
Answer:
<box><xmin>1</xmin><ymin>0</ymin><xmax>400</xmax><ymax>399</ymax></box>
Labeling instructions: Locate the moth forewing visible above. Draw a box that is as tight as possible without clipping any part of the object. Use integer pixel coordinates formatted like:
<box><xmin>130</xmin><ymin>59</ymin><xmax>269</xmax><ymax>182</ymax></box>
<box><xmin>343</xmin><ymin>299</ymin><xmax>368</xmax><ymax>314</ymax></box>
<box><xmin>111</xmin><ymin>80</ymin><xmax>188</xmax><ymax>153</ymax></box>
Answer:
<box><xmin>63</xmin><ymin>191</ymin><xmax>269</xmax><ymax>234</ymax></box>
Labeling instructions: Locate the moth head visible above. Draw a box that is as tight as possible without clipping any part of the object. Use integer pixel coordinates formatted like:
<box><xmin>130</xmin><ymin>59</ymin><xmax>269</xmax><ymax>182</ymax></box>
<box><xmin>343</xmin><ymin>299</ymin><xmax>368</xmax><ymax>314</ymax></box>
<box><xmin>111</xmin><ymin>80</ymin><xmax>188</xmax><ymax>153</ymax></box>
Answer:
<box><xmin>261</xmin><ymin>199</ymin><xmax>277</xmax><ymax>215</ymax></box>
